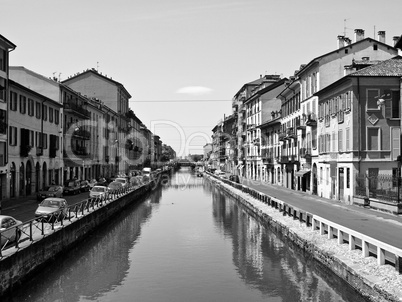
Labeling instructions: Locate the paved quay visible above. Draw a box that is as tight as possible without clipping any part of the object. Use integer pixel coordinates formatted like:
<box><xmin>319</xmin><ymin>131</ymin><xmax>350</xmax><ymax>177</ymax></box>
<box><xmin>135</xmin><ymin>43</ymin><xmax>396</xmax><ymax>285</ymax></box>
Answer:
<box><xmin>236</xmin><ymin>177</ymin><xmax>402</xmax><ymax>250</ymax></box>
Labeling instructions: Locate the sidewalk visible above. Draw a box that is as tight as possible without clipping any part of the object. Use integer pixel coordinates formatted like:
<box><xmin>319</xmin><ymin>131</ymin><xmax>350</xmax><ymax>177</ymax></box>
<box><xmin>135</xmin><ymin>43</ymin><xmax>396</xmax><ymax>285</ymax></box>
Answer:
<box><xmin>213</xmin><ymin>174</ymin><xmax>402</xmax><ymax>249</ymax></box>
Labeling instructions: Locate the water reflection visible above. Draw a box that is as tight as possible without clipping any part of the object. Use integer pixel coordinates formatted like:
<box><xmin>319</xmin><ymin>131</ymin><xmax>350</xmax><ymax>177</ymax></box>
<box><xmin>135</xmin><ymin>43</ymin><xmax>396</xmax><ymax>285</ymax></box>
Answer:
<box><xmin>5</xmin><ymin>169</ymin><xmax>366</xmax><ymax>302</ymax></box>
<box><xmin>209</xmin><ymin>178</ymin><xmax>366</xmax><ymax>302</ymax></box>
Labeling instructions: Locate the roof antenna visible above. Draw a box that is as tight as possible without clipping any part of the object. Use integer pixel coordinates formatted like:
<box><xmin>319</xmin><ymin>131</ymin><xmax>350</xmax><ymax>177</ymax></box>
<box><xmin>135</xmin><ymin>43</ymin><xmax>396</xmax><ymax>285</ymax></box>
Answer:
<box><xmin>343</xmin><ymin>18</ymin><xmax>351</xmax><ymax>37</ymax></box>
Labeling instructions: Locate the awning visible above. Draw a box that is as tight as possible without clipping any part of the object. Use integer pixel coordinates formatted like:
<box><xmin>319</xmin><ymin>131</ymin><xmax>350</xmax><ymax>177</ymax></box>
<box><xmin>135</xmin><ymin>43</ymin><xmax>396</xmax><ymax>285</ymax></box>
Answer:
<box><xmin>295</xmin><ymin>169</ymin><xmax>311</xmax><ymax>177</ymax></box>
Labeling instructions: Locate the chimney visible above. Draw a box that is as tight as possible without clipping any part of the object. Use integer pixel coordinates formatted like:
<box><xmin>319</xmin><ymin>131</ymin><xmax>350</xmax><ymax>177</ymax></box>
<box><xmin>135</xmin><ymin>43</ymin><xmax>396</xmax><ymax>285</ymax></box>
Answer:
<box><xmin>344</xmin><ymin>37</ymin><xmax>351</xmax><ymax>46</ymax></box>
<box><xmin>393</xmin><ymin>36</ymin><xmax>400</xmax><ymax>47</ymax></box>
<box><xmin>354</xmin><ymin>29</ymin><xmax>365</xmax><ymax>43</ymax></box>
<box><xmin>377</xmin><ymin>31</ymin><xmax>386</xmax><ymax>43</ymax></box>
<box><xmin>337</xmin><ymin>35</ymin><xmax>345</xmax><ymax>49</ymax></box>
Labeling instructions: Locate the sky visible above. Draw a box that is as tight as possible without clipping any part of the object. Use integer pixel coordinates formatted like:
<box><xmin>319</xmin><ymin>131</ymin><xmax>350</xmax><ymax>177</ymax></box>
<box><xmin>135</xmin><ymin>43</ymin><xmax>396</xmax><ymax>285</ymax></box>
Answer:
<box><xmin>2</xmin><ymin>0</ymin><xmax>401</xmax><ymax>157</ymax></box>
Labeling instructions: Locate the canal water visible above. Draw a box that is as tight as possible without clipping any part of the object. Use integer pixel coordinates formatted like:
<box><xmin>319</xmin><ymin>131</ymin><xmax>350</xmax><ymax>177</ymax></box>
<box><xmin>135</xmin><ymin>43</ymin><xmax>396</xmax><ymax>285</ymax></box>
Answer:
<box><xmin>7</xmin><ymin>167</ymin><xmax>366</xmax><ymax>302</ymax></box>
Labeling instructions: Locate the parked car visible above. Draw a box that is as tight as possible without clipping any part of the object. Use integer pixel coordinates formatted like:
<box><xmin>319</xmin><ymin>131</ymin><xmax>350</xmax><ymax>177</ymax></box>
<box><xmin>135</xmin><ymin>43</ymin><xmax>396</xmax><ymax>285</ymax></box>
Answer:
<box><xmin>114</xmin><ymin>177</ymin><xmax>128</xmax><ymax>188</ymax></box>
<box><xmin>35</xmin><ymin>198</ymin><xmax>69</xmax><ymax>222</ymax></box>
<box><xmin>80</xmin><ymin>180</ymin><xmax>91</xmax><ymax>193</ymax></box>
<box><xmin>214</xmin><ymin>170</ymin><xmax>226</xmax><ymax>178</ymax></box>
<box><xmin>89</xmin><ymin>186</ymin><xmax>109</xmax><ymax>199</ymax></box>
<box><xmin>229</xmin><ymin>174</ymin><xmax>241</xmax><ymax>183</ymax></box>
<box><xmin>37</xmin><ymin>185</ymin><xmax>63</xmax><ymax>201</ymax></box>
<box><xmin>0</xmin><ymin>215</ymin><xmax>22</xmax><ymax>247</ymax></box>
<box><xmin>88</xmin><ymin>179</ymin><xmax>98</xmax><ymax>189</ymax></box>
<box><xmin>63</xmin><ymin>179</ymin><xmax>81</xmax><ymax>195</ymax></box>
<box><xmin>108</xmin><ymin>181</ymin><xmax>123</xmax><ymax>193</ymax></box>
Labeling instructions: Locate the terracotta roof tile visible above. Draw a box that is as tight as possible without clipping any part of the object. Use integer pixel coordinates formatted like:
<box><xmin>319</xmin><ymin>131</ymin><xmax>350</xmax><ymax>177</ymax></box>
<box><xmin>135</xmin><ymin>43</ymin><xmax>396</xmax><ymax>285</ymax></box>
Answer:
<box><xmin>351</xmin><ymin>56</ymin><xmax>402</xmax><ymax>76</ymax></box>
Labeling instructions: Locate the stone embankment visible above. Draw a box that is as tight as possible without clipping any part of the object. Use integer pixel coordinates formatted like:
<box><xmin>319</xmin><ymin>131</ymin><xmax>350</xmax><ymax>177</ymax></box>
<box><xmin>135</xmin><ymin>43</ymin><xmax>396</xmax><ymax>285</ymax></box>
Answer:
<box><xmin>207</xmin><ymin>174</ymin><xmax>402</xmax><ymax>302</ymax></box>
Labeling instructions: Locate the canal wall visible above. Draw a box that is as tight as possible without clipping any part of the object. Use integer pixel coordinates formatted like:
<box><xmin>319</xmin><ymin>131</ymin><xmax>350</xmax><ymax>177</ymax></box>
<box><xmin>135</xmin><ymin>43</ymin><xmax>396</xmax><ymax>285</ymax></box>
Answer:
<box><xmin>208</xmin><ymin>175</ymin><xmax>400</xmax><ymax>302</ymax></box>
<box><xmin>0</xmin><ymin>171</ymin><xmax>172</xmax><ymax>297</ymax></box>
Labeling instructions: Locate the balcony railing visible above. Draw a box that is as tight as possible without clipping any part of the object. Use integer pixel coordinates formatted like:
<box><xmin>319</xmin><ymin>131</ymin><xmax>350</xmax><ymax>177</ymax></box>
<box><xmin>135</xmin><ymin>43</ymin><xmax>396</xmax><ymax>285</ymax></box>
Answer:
<box><xmin>64</xmin><ymin>102</ymin><xmax>90</xmax><ymax>119</ymax></box>
<box><xmin>305</xmin><ymin>112</ymin><xmax>317</xmax><ymax>126</ymax></box>
<box><xmin>300</xmin><ymin>147</ymin><xmax>312</xmax><ymax>158</ymax></box>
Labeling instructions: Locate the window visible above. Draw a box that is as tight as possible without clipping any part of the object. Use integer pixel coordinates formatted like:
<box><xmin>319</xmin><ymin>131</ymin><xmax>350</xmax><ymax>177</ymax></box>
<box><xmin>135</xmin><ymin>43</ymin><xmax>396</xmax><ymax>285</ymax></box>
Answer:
<box><xmin>346</xmin><ymin>128</ymin><xmax>350</xmax><ymax>151</ymax></box>
<box><xmin>0</xmin><ymin>141</ymin><xmax>5</xmax><ymax>166</ymax></box>
<box><xmin>10</xmin><ymin>91</ymin><xmax>17</xmax><ymax>111</ymax></box>
<box><xmin>385</xmin><ymin>90</ymin><xmax>401</xmax><ymax>119</ymax></box>
<box><xmin>49</xmin><ymin>107</ymin><xmax>53</xmax><ymax>123</ymax></box>
<box><xmin>0</xmin><ymin>49</ymin><xmax>5</xmax><ymax>72</ymax></box>
<box><xmin>0</xmin><ymin>109</ymin><xmax>6</xmax><ymax>134</ymax></box>
<box><xmin>9</xmin><ymin>126</ymin><xmax>17</xmax><ymax>146</ymax></box>
<box><xmin>345</xmin><ymin>91</ymin><xmax>352</xmax><ymax>111</ymax></box>
<box><xmin>29</xmin><ymin>130</ymin><xmax>34</xmax><ymax>147</ymax></box>
<box><xmin>367</xmin><ymin>89</ymin><xmax>379</xmax><ymax>110</ymax></box>
<box><xmin>19</xmin><ymin>95</ymin><xmax>26</xmax><ymax>114</ymax></box>
<box><xmin>36</xmin><ymin>131</ymin><xmax>41</xmax><ymax>147</ymax></box>
<box><xmin>332</xmin><ymin>132</ymin><xmax>336</xmax><ymax>152</ymax></box>
<box><xmin>312</xmin><ymin>127</ymin><xmax>317</xmax><ymax>149</ymax></box>
<box><xmin>55</xmin><ymin>109</ymin><xmax>59</xmax><ymax>125</ymax></box>
<box><xmin>373</xmin><ymin>44</ymin><xmax>378</xmax><ymax>50</ymax></box>
<box><xmin>36</xmin><ymin>102</ymin><xmax>41</xmax><ymax>119</ymax></box>
<box><xmin>28</xmin><ymin>98</ymin><xmax>34</xmax><ymax>116</ymax></box>
<box><xmin>43</xmin><ymin>133</ymin><xmax>48</xmax><ymax>149</ymax></box>
<box><xmin>392</xmin><ymin>127</ymin><xmax>400</xmax><ymax>161</ymax></box>
<box><xmin>367</xmin><ymin>127</ymin><xmax>380</xmax><ymax>150</ymax></box>
<box><xmin>346</xmin><ymin>168</ymin><xmax>350</xmax><ymax>188</ymax></box>
<box><xmin>42</xmin><ymin>104</ymin><xmax>47</xmax><ymax>121</ymax></box>
<box><xmin>338</xmin><ymin>130</ymin><xmax>343</xmax><ymax>152</ymax></box>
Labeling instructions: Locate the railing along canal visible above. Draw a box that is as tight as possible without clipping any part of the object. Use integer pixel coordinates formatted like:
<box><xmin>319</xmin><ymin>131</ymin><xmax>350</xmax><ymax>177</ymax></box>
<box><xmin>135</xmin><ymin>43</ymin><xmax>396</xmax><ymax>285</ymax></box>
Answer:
<box><xmin>0</xmin><ymin>184</ymin><xmax>140</xmax><ymax>260</ymax></box>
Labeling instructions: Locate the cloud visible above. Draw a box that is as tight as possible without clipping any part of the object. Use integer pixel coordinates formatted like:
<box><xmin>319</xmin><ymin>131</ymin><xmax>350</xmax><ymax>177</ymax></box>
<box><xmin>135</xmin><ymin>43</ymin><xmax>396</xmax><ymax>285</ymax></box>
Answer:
<box><xmin>176</xmin><ymin>86</ymin><xmax>213</xmax><ymax>96</ymax></box>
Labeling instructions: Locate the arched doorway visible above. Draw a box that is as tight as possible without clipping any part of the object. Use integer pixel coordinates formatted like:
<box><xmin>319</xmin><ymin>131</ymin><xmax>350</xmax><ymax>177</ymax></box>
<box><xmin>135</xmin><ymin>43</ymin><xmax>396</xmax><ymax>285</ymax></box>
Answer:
<box><xmin>26</xmin><ymin>160</ymin><xmax>32</xmax><ymax>195</ymax></box>
<box><xmin>19</xmin><ymin>162</ymin><xmax>24</xmax><ymax>197</ymax></box>
<box><xmin>10</xmin><ymin>162</ymin><xmax>16</xmax><ymax>198</ymax></box>
<box><xmin>42</xmin><ymin>162</ymin><xmax>47</xmax><ymax>190</ymax></box>
<box><xmin>36</xmin><ymin>162</ymin><xmax>40</xmax><ymax>192</ymax></box>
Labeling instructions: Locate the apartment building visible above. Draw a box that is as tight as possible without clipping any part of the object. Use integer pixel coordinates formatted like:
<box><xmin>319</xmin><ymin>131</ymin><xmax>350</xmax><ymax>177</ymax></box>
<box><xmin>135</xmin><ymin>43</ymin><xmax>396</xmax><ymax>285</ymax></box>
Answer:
<box><xmin>8</xmin><ymin>80</ymin><xmax>63</xmax><ymax>198</ymax></box>
<box><xmin>63</xmin><ymin>69</ymin><xmax>132</xmax><ymax>176</ymax></box>
<box><xmin>276</xmin><ymin>29</ymin><xmax>398</xmax><ymax>196</ymax></box>
<box><xmin>244</xmin><ymin>76</ymin><xmax>287</xmax><ymax>181</ymax></box>
<box><xmin>0</xmin><ymin>35</ymin><xmax>16</xmax><ymax>201</ymax></box>
<box><xmin>316</xmin><ymin>56</ymin><xmax>402</xmax><ymax>203</ymax></box>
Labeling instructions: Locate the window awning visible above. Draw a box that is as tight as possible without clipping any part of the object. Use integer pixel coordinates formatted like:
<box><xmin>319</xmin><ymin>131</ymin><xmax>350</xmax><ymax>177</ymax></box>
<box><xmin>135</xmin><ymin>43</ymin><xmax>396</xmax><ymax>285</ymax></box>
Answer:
<box><xmin>295</xmin><ymin>169</ymin><xmax>311</xmax><ymax>177</ymax></box>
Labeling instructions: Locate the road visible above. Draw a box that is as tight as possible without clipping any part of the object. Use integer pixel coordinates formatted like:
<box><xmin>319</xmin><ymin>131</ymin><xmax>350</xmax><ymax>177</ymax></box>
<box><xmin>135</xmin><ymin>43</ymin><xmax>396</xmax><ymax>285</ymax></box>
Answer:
<box><xmin>243</xmin><ymin>179</ymin><xmax>402</xmax><ymax>250</ymax></box>
<box><xmin>3</xmin><ymin>191</ymin><xmax>91</xmax><ymax>222</ymax></box>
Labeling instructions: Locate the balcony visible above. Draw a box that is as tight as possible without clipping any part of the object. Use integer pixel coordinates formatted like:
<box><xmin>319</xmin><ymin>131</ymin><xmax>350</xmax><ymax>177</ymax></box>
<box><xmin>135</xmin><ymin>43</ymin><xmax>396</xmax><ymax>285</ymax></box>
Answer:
<box><xmin>73</xmin><ymin>127</ymin><xmax>91</xmax><ymax>140</ymax></box>
<box><xmin>278</xmin><ymin>132</ymin><xmax>286</xmax><ymax>141</ymax></box>
<box><xmin>300</xmin><ymin>148</ymin><xmax>312</xmax><ymax>158</ymax></box>
<box><xmin>297</xmin><ymin>116</ymin><xmax>306</xmax><ymax>130</ymax></box>
<box><xmin>286</xmin><ymin>127</ymin><xmax>296</xmax><ymax>139</ymax></box>
<box><xmin>64</xmin><ymin>102</ymin><xmax>90</xmax><ymax>119</ymax></box>
<box><xmin>306</xmin><ymin>113</ymin><xmax>317</xmax><ymax>126</ymax></box>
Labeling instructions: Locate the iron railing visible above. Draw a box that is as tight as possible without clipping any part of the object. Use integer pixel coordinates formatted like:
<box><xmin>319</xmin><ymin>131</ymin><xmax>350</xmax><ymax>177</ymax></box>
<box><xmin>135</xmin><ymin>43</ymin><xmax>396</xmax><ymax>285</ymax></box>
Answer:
<box><xmin>355</xmin><ymin>173</ymin><xmax>402</xmax><ymax>204</ymax></box>
<box><xmin>0</xmin><ymin>183</ymin><xmax>142</xmax><ymax>259</ymax></box>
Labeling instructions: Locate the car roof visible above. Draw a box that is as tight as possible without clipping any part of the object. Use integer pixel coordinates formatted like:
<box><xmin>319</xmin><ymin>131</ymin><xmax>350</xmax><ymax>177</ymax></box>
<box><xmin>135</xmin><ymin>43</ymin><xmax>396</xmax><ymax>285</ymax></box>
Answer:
<box><xmin>93</xmin><ymin>185</ymin><xmax>107</xmax><ymax>189</ymax></box>
<box><xmin>42</xmin><ymin>197</ymin><xmax>66</xmax><ymax>202</ymax></box>
<box><xmin>0</xmin><ymin>215</ymin><xmax>17</xmax><ymax>220</ymax></box>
